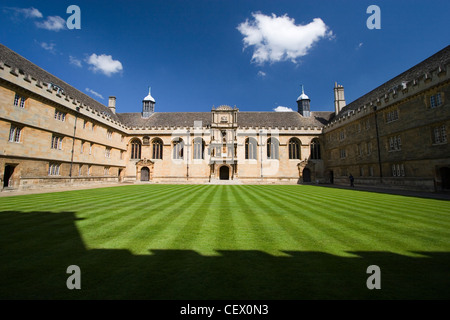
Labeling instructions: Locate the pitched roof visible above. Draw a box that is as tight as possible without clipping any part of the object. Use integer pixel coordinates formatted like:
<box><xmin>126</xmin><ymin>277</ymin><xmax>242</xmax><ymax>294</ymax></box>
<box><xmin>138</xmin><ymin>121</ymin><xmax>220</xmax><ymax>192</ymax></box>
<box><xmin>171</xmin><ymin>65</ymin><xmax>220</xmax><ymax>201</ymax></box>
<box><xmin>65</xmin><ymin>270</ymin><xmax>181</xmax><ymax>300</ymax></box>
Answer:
<box><xmin>335</xmin><ymin>45</ymin><xmax>450</xmax><ymax>120</ymax></box>
<box><xmin>117</xmin><ymin>111</ymin><xmax>333</xmax><ymax>128</ymax></box>
<box><xmin>0</xmin><ymin>43</ymin><xmax>119</xmax><ymax>121</ymax></box>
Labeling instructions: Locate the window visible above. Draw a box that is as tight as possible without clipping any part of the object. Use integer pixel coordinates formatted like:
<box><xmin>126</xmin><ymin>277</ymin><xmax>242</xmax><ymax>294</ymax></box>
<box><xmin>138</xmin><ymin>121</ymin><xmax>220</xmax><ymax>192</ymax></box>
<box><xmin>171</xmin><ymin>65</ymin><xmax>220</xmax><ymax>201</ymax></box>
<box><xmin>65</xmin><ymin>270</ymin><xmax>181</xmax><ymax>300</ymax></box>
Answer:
<box><xmin>364</xmin><ymin>119</ymin><xmax>371</xmax><ymax>130</ymax></box>
<box><xmin>193</xmin><ymin>138</ymin><xmax>205</xmax><ymax>160</ymax></box>
<box><xmin>152</xmin><ymin>138</ymin><xmax>163</xmax><ymax>159</ymax></box>
<box><xmin>289</xmin><ymin>138</ymin><xmax>301</xmax><ymax>160</ymax></box>
<box><xmin>92</xmin><ymin>123</ymin><xmax>96</xmax><ymax>131</ymax></box>
<box><xmin>48</xmin><ymin>163</ymin><xmax>60</xmax><ymax>176</ymax></box>
<box><xmin>340</xmin><ymin>149</ymin><xmax>346</xmax><ymax>159</ymax></box>
<box><xmin>130</xmin><ymin>139</ymin><xmax>142</xmax><ymax>159</ymax></box>
<box><xmin>389</xmin><ymin>135</ymin><xmax>402</xmax><ymax>151</ymax></box>
<box><xmin>357</xmin><ymin>144</ymin><xmax>362</xmax><ymax>157</ymax></box>
<box><xmin>105</xmin><ymin>147</ymin><xmax>111</xmax><ymax>158</ymax></box>
<box><xmin>89</xmin><ymin>143</ymin><xmax>93</xmax><ymax>155</ymax></box>
<box><xmin>107</xmin><ymin>130</ymin><xmax>112</xmax><ymax>140</ymax></box>
<box><xmin>245</xmin><ymin>138</ymin><xmax>257</xmax><ymax>160</ymax></box>
<box><xmin>14</xmin><ymin>93</ymin><xmax>26</xmax><ymax>108</ymax></box>
<box><xmin>51</xmin><ymin>135</ymin><xmax>63</xmax><ymax>150</ymax></box>
<box><xmin>359</xmin><ymin>167</ymin><xmax>364</xmax><ymax>177</ymax></box>
<box><xmin>80</xmin><ymin>141</ymin><xmax>84</xmax><ymax>154</ymax></box>
<box><xmin>54</xmin><ymin>110</ymin><xmax>66</xmax><ymax>121</ymax></box>
<box><xmin>78</xmin><ymin>165</ymin><xmax>83</xmax><ymax>176</ymax></box>
<box><xmin>121</xmin><ymin>135</ymin><xmax>124</xmax><ymax>142</ymax></box>
<box><xmin>104</xmin><ymin>167</ymin><xmax>110</xmax><ymax>175</ymax></box>
<box><xmin>392</xmin><ymin>164</ymin><xmax>405</xmax><ymax>177</ymax></box>
<box><xmin>120</xmin><ymin>151</ymin><xmax>124</xmax><ymax>160</ymax></box>
<box><xmin>88</xmin><ymin>165</ymin><xmax>92</xmax><ymax>176</ymax></box>
<box><xmin>83</xmin><ymin>120</ymin><xmax>87</xmax><ymax>129</ymax></box>
<box><xmin>8</xmin><ymin>125</ymin><xmax>22</xmax><ymax>143</ymax></box>
<box><xmin>173</xmin><ymin>138</ymin><xmax>184</xmax><ymax>159</ymax></box>
<box><xmin>430</xmin><ymin>93</ymin><xmax>442</xmax><ymax>108</ymax></box>
<box><xmin>367</xmin><ymin>142</ymin><xmax>372</xmax><ymax>155</ymax></box>
<box><xmin>386</xmin><ymin>109</ymin><xmax>399</xmax><ymax>123</ymax></box>
<box><xmin>310</xmin><ymin>139</ymin><xmax>321</xmax><ymax>160</ymax></box>
<box><xmin>267</xmin><ymin>138</ymin><xmax>279</xmax><ymax>159</ymax></box>
<box><xmin>369</xmin><ymin>166</ymin><xmax>374</xmax><ymax>177</ymax></box>
<box><xmin>433</xmin><ymin>125</ymin><xmax>447</xmax><ymax>144</ymax></box>
<box><xmin>339</xmin><ymin>130</ymin><xmax>345</xmax><ymax>141</ymax></box>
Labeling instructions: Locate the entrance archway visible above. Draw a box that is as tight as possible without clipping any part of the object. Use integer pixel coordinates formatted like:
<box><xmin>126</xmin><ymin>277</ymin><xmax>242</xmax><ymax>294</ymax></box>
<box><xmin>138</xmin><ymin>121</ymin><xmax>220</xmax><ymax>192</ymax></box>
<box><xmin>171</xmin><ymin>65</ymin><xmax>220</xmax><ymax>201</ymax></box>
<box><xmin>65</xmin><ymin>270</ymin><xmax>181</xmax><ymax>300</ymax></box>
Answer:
<box><xmin>303</xmin><ymin>168</ymin><xmax>311</xmax><ymax>183</ymax></box>
<box><xmin>141</xmin><ymin>167</ymin><xmax>150</xmax><ymax>181</ymax></box>
<box><xmin>3</xmin><ymin>165</ymin><xmax>15</xmax><ymax>188</ymax></box>
<box><xmin>219</xmin><ymin>166</ymin><xmax>230</xmax><ymax>180</ymax></box>
<box><xmin>440</xmin><ymin>167</ymin><xmax>450</xmax><ymax>190</ymax></box>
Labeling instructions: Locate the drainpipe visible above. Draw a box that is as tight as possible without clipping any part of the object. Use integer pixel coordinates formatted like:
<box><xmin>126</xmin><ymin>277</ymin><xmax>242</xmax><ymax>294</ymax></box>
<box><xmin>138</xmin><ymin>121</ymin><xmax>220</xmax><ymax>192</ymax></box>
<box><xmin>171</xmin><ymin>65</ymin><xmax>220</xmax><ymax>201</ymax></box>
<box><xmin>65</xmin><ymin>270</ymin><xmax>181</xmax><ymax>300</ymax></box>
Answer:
<box><xmin>186</xmin><ymin>129</ymin><xmax>190</xmax><ymax>180</ymax></box>
<box><xmin>69</xmin><ymin>107</ymin><xmax>80</xmax><ymax>178</ymax></box>
<box><xmin>373</xmin><ymin>106</ymin><xmax>383</xmax><ymax>183</ymax></box>
<box><xmin>259</xmin><ymin>129</ymin><xmax>263</xmax><ymax>179</ymax></box>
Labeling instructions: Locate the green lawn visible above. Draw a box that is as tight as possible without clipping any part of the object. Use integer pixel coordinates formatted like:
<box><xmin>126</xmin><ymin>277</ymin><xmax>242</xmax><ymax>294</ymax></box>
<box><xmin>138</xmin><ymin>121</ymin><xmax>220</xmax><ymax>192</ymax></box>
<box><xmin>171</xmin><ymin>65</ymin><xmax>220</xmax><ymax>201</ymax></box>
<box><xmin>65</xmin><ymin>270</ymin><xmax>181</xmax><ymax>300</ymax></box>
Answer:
<box><xmin>1</xmin><ymin>184</ymin><xmax>449</xmax><ymax>299</ymax></box>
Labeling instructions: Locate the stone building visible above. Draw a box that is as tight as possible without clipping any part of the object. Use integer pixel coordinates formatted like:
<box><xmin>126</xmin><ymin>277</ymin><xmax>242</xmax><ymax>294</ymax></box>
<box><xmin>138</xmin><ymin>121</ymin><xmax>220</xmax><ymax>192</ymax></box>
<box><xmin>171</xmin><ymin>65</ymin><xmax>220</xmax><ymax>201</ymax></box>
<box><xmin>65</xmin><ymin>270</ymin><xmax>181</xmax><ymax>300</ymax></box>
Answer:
<box><xmin>323</xmin><ymin>46</ymin><xmax>450</xmax><ymax>191</ymax></box>
<box><xmin>0</xmin><ymin>43</ymin><xmax>449</xmax><ymax>192</ymax></box>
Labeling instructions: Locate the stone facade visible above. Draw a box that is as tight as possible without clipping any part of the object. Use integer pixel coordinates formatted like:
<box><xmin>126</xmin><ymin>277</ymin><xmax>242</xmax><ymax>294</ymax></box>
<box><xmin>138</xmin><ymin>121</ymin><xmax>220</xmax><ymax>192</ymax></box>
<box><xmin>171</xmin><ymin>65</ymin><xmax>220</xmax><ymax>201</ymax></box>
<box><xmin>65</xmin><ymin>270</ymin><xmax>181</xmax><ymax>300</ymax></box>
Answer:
<box><xmin>1</xmin><ymin>43</ymin><xmax>449</xmax><ymax>192</ymax></box>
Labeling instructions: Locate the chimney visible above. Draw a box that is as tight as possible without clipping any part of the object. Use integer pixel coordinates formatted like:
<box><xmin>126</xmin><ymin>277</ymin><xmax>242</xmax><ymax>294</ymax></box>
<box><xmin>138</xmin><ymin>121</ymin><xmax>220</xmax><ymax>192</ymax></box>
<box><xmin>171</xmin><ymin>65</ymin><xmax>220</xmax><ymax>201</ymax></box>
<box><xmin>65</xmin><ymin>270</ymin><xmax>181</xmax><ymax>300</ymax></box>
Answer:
<box><xmin>334</xmin><ymin>82</ymin><xmax>346</xmax><ymax>115</ymax></box>
<box><xmin>108</xmin><ymin>96</ymin><xmax>116</xmax><ymax>114</ymax></box>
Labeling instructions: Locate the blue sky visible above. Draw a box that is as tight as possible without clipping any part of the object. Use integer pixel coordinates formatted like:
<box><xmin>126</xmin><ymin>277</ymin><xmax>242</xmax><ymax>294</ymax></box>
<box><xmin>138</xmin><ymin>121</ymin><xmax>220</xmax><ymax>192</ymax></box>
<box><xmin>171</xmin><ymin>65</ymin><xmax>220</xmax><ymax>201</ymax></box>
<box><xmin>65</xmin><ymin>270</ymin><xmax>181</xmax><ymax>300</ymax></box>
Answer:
<box><xmin>0</xmin><ymin>0</ymin><xmax>449</xmax><ymax>114</ymax></box>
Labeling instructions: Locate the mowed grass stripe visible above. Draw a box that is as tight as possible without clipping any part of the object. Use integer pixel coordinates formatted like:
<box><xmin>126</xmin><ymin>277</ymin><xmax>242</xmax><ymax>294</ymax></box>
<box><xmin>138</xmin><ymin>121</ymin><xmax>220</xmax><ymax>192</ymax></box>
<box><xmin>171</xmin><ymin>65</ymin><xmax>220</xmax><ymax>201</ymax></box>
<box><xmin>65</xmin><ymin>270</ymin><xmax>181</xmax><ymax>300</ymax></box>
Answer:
<box><xmin>236</xmin><ymin>186</ymin><xmax>321</xmax><ymax>251</ymax></box>
<box><xmin>104</xmin><ymin>185</ymin><xmax>207</xmax><ymax>249</ymax></box>
<box><xmin>168</xmin><ymin>185</ymin><xmax>220</xmax><ymax>254</ymax></box>
<box><xmin>284</xmin><ymin>186</ymin><xmax>450</xmax><ymax>249</ymax></box>
<box><xmin>251</xmin><ymin>185</ymin><xmax>409</xmax><ymax>252</ymax></box>
<box><xmin>246</xmin><ymin>186</ymin><xmax>358</xmax><ymax>253</ymax></box>
<box><xmin>231</xmin><ymin>186</ymin><xmax>298</xmax><ymax>255</ymax></box>
<box><xmin>75</xmin><ymin>184</ymin><xmax>185</xmax><ymax>224</ymax></box>
<box><xmin>282</xmin><ymin>186</ymin><xmax>450</xmax><ymax>226</ymax></box>
<box><xmin>126</xmin><ymin>185</ymin><xmax>216</xmax><ymax>253</ymax></box>
<box><xmin>78</xmin><ymin>185</ymin><xmax>194</xmax><ymax>244</ymax></box>
<box><xmin>215</xmin><ymin>186</ymin><xmax>237</xmax><ymax>249</ymax></box>
<box><xmin>278</xmin><ymin>185</ymin><xmax>450</xmax><ymax>231</ymax></box>
<box><xmin>259</xmin><ymin>186</ymin><xmax>443</xmax><ymax>252</ymax></box>
<box><xmin>82</xmin><ymin>185</ymin><xmax>204</xmax><ymax>248</ymax></box>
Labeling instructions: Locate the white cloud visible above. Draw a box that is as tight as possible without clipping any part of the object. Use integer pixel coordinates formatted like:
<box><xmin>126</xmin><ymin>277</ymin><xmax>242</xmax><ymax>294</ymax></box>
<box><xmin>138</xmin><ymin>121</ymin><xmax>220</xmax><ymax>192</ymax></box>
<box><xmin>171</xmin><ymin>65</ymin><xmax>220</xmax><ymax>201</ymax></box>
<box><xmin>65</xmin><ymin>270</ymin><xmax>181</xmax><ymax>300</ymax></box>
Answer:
<box><xmin>39</xmin><ymin>42</ymin><xmax>56</xmax><ymax>53</ymax></box>
<box><xmin>86</xmin><ymin>53</ymin><xmax>123</xmax><ymax>76</ymax></box>
<box><xmin>257</xmin><ymin>70</ymin><xmax>266</xmax><ymax>77</ymax></box>
<box><xmin>274</xmin><ymin>106</ymin><xmax>294</xmax><ymax>112</ymax></box>
<box><xmin>5</xmin><ymin>7</ymin><xmax>43</xmax><ymax>19</ymax></box>
<box><xmin>69</xmin><ymin>56</ymin><xmax>82</xmax><ymax>67</ymax></box>
<box><xmin>85</xmin><ymin>88</ymin><xmax>104</xmax><ymax>100</ymax></box>
<box><xmin>237</xmin><ymin>12</ymin><xmax>332</xmax><ymax>64</ymax></box>
<box><xmin>357</xmin><ymin>42</ymin><xmax>364</xmax><ymax>49</ymax></box>
<box><xmin>36</xmin><ymin>16</ymin><xmax>66</xmax><ymax>31</ymax></box>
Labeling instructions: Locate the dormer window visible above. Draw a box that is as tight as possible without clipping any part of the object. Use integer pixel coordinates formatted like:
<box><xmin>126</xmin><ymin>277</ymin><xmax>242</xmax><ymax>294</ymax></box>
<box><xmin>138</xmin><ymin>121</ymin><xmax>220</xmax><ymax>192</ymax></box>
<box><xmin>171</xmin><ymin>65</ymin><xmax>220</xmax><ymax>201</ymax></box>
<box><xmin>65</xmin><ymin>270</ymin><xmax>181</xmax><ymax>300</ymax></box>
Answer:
<box><xmin>54</xmin><ymin>110</ymin><xmax>66</xmax><ymax>121</ymax></box>
<box><xmin>14</xmin><ymin>93</ymin><xmax>26</xmax><ymax>108</ymax></box>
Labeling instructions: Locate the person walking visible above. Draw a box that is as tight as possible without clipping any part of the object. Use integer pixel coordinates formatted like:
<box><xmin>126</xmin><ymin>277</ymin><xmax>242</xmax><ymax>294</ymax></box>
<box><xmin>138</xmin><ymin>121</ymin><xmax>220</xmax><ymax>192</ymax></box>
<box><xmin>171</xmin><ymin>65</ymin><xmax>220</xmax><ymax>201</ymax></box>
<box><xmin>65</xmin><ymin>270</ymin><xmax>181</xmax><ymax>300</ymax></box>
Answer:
<box><xmin>349</xmin><ymin>174</ymin><xmax>354</xmax><ymax>187</ymax></box>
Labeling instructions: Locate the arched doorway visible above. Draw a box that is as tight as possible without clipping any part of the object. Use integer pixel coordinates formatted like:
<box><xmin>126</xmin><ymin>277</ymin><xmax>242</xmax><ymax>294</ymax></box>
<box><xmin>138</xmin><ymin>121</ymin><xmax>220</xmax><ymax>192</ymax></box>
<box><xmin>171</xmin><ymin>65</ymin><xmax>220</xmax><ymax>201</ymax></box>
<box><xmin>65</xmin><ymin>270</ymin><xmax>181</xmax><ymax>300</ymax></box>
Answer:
<box><xmin>440</xmin><ymin>167</ymin><xmax>450</xmax><ymax>190</ymax></box>
<box><xmin>3</xmin><ymin>165</ymin><xmax>15</xmax><ymax>188</ymax></box>
<box><xmin>303</xmin><ymin>168</ymin><xmax>311</xmax><ymax>183</ymax></box>
<box><xmin>219</xmin><ymin>166</ymin><xmax>229</xmax><ymax>180</ymax></box>
<box><xmin>141</xmin><ymin>167</ymin><xmax>150</xmax><ymax>182</ymax></box>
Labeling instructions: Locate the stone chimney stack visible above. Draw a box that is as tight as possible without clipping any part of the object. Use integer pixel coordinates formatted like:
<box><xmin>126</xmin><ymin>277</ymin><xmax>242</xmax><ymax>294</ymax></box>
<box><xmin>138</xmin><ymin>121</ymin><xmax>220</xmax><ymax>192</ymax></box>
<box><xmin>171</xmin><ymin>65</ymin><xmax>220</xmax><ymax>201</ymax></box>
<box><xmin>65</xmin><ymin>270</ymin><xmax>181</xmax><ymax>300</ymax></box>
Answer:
<box><xmin>334</xmin><ymin>82</ymin><xmax>346</xmax><ymax>115</ymax></box>
<box><xmin>108</xmin><ymin>96</ymin><xmax>116</xmax><ymax>114</ymax></box>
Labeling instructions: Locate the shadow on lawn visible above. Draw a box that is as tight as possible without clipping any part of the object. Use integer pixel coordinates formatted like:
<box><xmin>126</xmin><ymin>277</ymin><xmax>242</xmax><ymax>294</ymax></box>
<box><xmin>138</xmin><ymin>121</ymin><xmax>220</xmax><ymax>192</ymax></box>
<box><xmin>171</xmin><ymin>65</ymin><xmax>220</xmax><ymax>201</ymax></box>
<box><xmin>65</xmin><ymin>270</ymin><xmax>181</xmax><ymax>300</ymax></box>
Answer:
<box><xmin>0</xmin><ymin>210</ymin><xmax>449</xmax><ymax>300</ymax></box>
